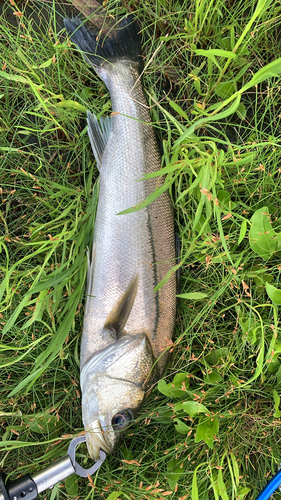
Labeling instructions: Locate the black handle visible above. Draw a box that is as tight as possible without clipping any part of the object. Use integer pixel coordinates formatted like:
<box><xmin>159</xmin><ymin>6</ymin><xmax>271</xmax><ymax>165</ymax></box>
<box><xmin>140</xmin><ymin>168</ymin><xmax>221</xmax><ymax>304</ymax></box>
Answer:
<box><xmin>0</xmin><ymin>473</ymin><xmax>38</xmax><ymax>500</ymax></box>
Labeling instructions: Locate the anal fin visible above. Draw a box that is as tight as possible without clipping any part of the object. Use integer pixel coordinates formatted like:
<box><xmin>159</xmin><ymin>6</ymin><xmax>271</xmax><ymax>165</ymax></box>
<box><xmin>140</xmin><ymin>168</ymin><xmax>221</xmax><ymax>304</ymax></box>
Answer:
<box><xmin>103</xmin><ymin>274</ymin><xmax>139</xmax><ymax>341</ymax></box>
<box><xmin>87</xmin><ymin>111</ymin><xmax>112</xmax><ymax>170</ymax></box>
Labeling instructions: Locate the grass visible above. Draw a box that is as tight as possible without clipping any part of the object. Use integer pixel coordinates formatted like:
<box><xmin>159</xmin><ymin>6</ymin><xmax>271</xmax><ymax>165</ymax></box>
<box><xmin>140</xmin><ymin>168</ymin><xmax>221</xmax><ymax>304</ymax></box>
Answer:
<box><xmin>0</xmin><ymin>0</ymin><xmax>281</xmax><ymax>498</ymax></box>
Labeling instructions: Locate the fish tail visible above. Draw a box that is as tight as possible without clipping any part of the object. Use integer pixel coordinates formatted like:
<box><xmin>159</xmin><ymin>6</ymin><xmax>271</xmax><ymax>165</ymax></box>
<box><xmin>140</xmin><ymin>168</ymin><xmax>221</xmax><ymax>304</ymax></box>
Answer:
<box><xmin>63</xmin><ymin>15</ymin><xmax>141</xmax><ymax>69</ymax></box>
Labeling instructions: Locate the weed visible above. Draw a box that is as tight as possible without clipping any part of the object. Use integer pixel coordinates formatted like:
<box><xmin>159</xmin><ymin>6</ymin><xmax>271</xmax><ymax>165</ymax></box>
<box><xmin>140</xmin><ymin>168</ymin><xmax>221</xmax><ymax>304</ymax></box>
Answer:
<box><xmin>1</xmin><ymin>0</ymin><xmax>281</xmax><ymax>499</ymax></box>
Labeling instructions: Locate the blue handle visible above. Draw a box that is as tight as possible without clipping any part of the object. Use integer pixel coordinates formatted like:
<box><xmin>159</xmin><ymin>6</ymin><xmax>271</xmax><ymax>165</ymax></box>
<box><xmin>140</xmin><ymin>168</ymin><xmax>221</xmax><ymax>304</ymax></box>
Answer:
<box><xmin>256</xmin><ymin>469</ymin><xmax>281</xmax><ymax>500</ymax></box>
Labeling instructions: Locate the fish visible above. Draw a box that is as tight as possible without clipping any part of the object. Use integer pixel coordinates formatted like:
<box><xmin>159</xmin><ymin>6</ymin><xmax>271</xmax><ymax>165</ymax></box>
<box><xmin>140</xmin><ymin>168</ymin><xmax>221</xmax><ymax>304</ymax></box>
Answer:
<box><xmin>63</xmin><ymin>15</ymin><xmax>176</xmax><ymax>460</ymax></box>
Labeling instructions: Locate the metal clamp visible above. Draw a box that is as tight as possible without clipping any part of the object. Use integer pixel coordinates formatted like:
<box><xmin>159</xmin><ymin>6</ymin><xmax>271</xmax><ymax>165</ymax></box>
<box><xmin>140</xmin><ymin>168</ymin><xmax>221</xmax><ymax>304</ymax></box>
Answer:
<box><xmin>0</xmin><ymin>436</ymin><xmax>106</xmax><ymax>500</ymax></box>
<box><xmin>68</xmin><ymin>435</ymin><xmax>106</xmax><ymax>478</ymax></box>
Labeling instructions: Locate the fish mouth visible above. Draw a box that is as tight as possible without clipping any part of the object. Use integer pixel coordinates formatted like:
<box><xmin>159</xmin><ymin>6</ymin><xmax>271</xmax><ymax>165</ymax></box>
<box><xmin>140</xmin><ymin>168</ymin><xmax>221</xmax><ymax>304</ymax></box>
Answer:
<box><xmin>85</xmin><ymin>419</ymin><xmax>114</xmax><ymax>460</ymax></box>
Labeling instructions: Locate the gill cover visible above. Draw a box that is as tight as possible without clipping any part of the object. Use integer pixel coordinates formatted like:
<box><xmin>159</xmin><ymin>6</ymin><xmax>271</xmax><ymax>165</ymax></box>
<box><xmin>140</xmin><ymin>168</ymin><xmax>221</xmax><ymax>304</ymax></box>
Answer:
<box><xmin>80</xmin><ymin>333</ymin><xmax>155</xmax><ymax>459</ymax></box>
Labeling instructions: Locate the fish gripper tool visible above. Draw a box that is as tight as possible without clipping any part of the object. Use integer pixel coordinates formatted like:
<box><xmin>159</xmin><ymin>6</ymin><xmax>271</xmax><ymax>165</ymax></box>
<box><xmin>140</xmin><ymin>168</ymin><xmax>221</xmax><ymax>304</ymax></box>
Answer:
<box><xmin>0</xmin><ymin>435</ymin><xmax>106</xmax><ymax>500</ymax></box>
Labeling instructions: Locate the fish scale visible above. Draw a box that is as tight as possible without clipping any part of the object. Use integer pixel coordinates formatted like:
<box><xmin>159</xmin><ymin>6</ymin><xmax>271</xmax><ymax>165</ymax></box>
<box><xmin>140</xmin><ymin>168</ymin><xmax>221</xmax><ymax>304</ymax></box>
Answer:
<box><xmin>64</xmin><ymin>15</ymin><xmax>176</xmax><ymax>460</ymax></box>
<box><xmin>82</xmin><ymin>61</ymin><xmax>175</xmax><ymax>369</ymax></box>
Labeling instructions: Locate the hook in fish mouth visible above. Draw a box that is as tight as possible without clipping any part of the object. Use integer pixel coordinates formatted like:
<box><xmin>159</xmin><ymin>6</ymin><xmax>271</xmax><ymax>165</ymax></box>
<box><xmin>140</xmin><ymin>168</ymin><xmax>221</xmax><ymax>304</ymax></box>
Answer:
<box><xmin>85</xmin><ymin>419</ymin><xmax>114</xmax><ymax>460</ymax></box>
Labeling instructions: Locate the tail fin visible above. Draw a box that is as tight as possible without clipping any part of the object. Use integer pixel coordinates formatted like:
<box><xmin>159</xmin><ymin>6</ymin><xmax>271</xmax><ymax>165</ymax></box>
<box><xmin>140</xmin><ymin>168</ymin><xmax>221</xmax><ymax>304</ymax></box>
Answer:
<box><xmin>63</xmin><ymin>15</ymin><xmax>141</xmax><ymax>68</ymax></box>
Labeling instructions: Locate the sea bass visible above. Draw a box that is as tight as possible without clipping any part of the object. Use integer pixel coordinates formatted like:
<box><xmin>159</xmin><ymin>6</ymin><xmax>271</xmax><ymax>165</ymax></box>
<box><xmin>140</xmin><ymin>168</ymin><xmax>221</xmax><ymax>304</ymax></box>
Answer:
<box><xmin>64</xmin><ymin>15</ymin><xmax>176</xmax><ymax>460</ymax></box>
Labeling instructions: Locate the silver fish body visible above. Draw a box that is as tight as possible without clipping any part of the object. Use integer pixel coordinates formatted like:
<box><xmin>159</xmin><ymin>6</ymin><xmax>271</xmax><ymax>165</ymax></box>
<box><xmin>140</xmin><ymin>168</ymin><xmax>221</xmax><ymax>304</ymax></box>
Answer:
<box><xmin>64</xmin><ymin>16</ymin><xmax>176</xmax><ymax>459</ymax></box>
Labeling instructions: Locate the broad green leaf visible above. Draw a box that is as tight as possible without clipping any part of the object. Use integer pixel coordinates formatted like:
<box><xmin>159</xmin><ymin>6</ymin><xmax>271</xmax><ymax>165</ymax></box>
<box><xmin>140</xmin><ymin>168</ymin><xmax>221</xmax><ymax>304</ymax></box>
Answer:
<box><xmin>21</xmin><ymin>289</ymin><xmax>48</xmax><ymax>329</ymax></box>
<box><xmin>204</xmin><ymin>347</ymin><xmax>229</xmax><ymax>366</ymax></box>
<box><xmin>243</xmin><ymin>57</ymin><xmax>281</xmax><ymax>90</ymax></box>
<box><xmin>167</xmin><ymin>458</ymin><xmax>184</xmax><ymax>490</ymax></box>
<box><xmin>192</xmin><ymin>468</ymin><xmax>199</xmax><ymax>500</ymax></box>
<box><xmin>266</xmin><ymin>282</ymin><xmax>281</xmax><ymax>305</ymax></box>
<box><xmin>195</xmin><ymin>49</ymin><xmax>237</xmax><ymax>59</ymax></box>
<box><xmin>214</xmin><ymin>199</ymin><xmax>234</xmax><ymax>264</ymax></box>
<box><xmin>50</xmin><ymin>484</ymin><xmax>59</xmax><ymax>500</ymax></box>
<box><xmin>190</xmin><ymin>464</ymin><xmax>211</xmax><ymax>500</ymax></box>
<box><xmin>9</xmin><ymin>366</ymin><xmax>46</xmax><ymax>397</ymax></box>
<box><xmin>37</xmin><ymin>57</ymin><xmax>54</xmax><ymax>68</ymax></box>
<box><xmin>174</xmin><ymin>419</ymin><xmax>191</xmax><ymax>434</ymax></box>
<box><xmin>267</xmin><ymin>359</ymin><xmax>280</xmax><ymax>373</ymax></box>
<box><xmin>158</xmin><ymin>373</ymin><xmax>189</xmax><ymax>398</ymax></box>
<box><xmin>204</xmin><ymin>371</ymin><xmax>222</xmax><ymax>385</ymax></box>
<box><xmin>15</xmin><ymin>48</ymin><xmax>36</xmax><ymax>70</ymax></box>
<box><xmin>233</xmin><ymin>63</ymin><xmax>252</xmax><ymax>83</ymax></box>
<box><xmin>225</xmin><ymin>153</ymin><xmax>256</xmax><ymax>167</ymax></box>
<box><xmin>120</xmin><ymin>446</ymin><xmax>133</xmax><ymax>461</ymax></box>
<box><xmin>217</xmin><ymin>190</ymin><xmax>231</xmax><ymax>209</ymax></box>
<box><xmin>195</xmin><ymin>417</ymin><xmax>219</xmax><ymax>449</ymax></box>
<box><xmin>30</xmin><ymin>262</ymin><xmax>77</xmax><ymax>294</ymax></box>
<box><xmin>169</xmin><ymin>99</ymin><xmax>188</xmax><ymax>120</ymax></box>
<box><xmin>158</xmin><ymin>379</ymin><xmax>183</xmax><ymax>398</ymax></box>
<box><xmin>210</xmin><ymin>471</ymin><xmax>220</xmax><ymax>500</ymax></box>
<box><xmin>175</xmin><ymin>401</ymin><xmax>208</xmax><ymax>417</ymax></box>
<box><xmin>65</xmin><ymin>475</ymin><xmax>78</xmax><ymax>497</ymax></box>
<box><xmin>231</xmin><ymin>453</ymin><xmax>240</xmax><ymax>486</ymax></box>
<box><xmin>176</xmin><ymin>292</ymin><xmax>208</xmax><ymax>300</ymax></box>
<box><xmin>239</xmin><ymin>309</ymin><xmax>265</xmax><ymax>388</ymax></box>
<box><xmin>106</xmin><ymin>492</ymin><xmax>123</xmax><ymax>500</ymax></box>
<box><xmin>277</xmin><ymin>366</ymin><xmax>281</xmax><ymax>385</ymax></box>
<box><xmin>193</xmin><ymin>198</ymin><xmax>206</xmax><ymax>231</ymax></box>
<box><xmin>205</xmin><ymin>101</ymin><xmax>224</xmax><ymax>112</ymax></box>
<box><xmin>249</xmin><ymin>207</ymin><xmax>277</xmax><ymax>259</ymax></box>
<box><xmin>173</xmin><ymin>372</ymin><xmax>190</xmax><ymax>386</ymax></box>
<box><xmin>0</xmin><ymin>70</ymin><xmax>29</xmax><ymax>84</ymax></box>
<box><xmin>273</xmin><ymin>390</ymin><xmax>281</xmax><ymax>418</ymax></box>
<box><xmin>238</xmin><ymin>311</ymin><xmax>258</xmax><ymax>345</ymax></box>
<box><xmin>237</xmin><ymin>487</ymin><xmax>251</xmax><ymax>500</ymax></box>
<box><xmin>176</xmin><ymin>165</ymin><xmax>203</xmax><ymax>203</ymax></box>
<box><xmin>217</xmin><ymin>469</ymin><xmax>229</xmax><ymax>500</ymax></box>
<box><xmin>236</xmin><ymin>102</ymin><xmax>247</xmax><ymax>119</ymax></box>
<box><xmin>3</xmin><ymin>294</ymin><xmax>31</xmax><ymax>334</ymax></box>
<box><xmin>194</xmin><ymin>79</ymin><xmax>202</xmax><ymax>94</ymax></box>
<box><xmin>23</xmin><ymin>411</ymin><xmax>60</xmax><ymax>434</ymax></box>
<box><xmin>213</xmin><ymin>94</ymin><xmax>240</xmax><ymax>119</ymax></box>
<box><xmin>56</xmin><ymin>100</ymin><xmax>87</xmax><ymax>112</ymax></box>
<box><xmin>270</xmin><ymin>341</ymin><xmax>281</xmax><ymax>356</ymax></box>
<box><xmin>214</xmin><ymin>82</ymin><xmax>235</xmax><ymax>99</ymax></box>
<box><xmin>231</xmin><ymin>0</ymin><xmax>275</xmax><ymax>70</ymax></box>
<box><xmin>238</xmin><ymin>219</ymin><xmax>247</xmax><ymax>245</ymax></box>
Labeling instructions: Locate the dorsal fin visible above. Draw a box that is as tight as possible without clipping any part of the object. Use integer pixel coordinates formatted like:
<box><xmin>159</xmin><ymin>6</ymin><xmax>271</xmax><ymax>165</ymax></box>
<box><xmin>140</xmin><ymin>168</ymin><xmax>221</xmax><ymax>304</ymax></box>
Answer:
<box><xmin>87</xmin><ymin>111</ymin><xmax>112</xmax><ymax>170</ymax></box>
<box><xmin>103</xmin><ymin>274</ymin><xmax>139</xmax><ymax>340</ymax></box>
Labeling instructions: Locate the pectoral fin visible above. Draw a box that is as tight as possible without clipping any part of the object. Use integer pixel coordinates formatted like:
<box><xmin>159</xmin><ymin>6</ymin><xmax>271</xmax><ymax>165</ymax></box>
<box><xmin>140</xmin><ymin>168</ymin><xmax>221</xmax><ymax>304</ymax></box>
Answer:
<box><xmin>87</xmin><ymin>111</ymin><xmax>112</xmax><ymax>170</ymax></box>
<box><xmin>103</xmin><ymin>274</ymin><xmax>139</xmax><ymax>340</ymax></box>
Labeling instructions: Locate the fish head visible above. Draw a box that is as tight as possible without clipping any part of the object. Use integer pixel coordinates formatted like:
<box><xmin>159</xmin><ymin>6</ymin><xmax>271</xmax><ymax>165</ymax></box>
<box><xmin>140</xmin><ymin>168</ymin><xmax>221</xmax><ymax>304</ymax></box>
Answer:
<box><xmin>80</xmin><ymin>333</ymin><xmax>156</xmax><ymax>460</ymax></box>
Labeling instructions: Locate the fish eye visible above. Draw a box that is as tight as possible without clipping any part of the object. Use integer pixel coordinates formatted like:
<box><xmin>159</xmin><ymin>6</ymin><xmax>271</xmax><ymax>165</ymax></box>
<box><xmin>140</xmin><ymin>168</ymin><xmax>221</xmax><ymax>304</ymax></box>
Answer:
<box><xmin>112</xmin><ymin>410</ymin><xmax>133</xmax><ymax>430</ymax></box>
